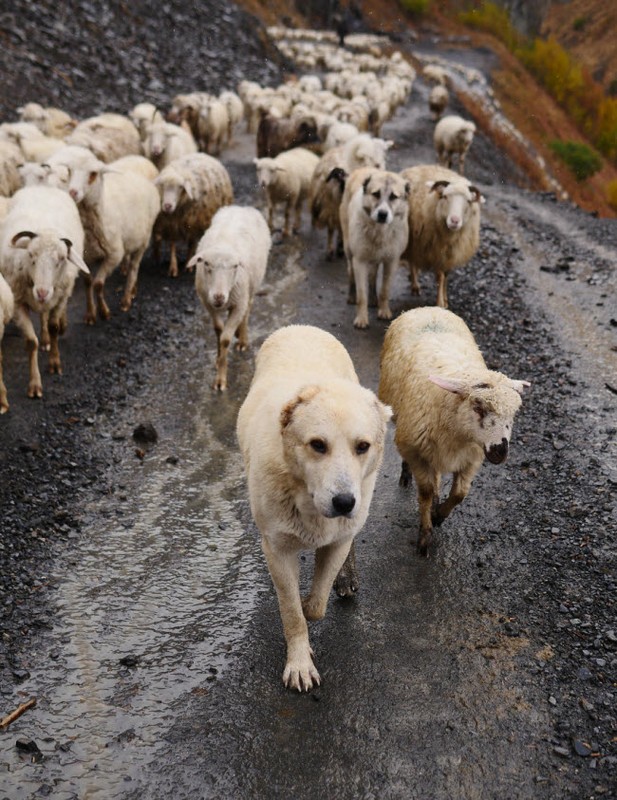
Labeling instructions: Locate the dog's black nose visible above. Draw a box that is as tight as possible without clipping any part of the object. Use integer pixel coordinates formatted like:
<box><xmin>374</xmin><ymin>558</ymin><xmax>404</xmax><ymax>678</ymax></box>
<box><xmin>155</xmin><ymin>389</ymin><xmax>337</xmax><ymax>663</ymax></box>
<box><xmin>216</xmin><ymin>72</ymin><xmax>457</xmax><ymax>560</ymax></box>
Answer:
<box><xmin>376</xmin><ymin>209</ymin><xmax>388</xmax><ymax>224</ymax></box>
<box><xmin>332</xmin><ymin>493</ymin><xmax>356</xmax><ymax>515</ymax></box>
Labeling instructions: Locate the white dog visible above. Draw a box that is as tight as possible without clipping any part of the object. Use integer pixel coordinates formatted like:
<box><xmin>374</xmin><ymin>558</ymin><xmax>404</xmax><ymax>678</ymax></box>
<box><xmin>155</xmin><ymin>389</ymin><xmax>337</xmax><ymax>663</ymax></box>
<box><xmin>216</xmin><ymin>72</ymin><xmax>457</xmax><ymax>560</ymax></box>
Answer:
<box><xmin>236</xmin><ymin>325</ymin><xmax>392</xmax><ymax>691</ymax></box>
<box><xmin>339</xmin><ymin>167</ymin><xmax>410</xmax><ymax>329</ymax></box>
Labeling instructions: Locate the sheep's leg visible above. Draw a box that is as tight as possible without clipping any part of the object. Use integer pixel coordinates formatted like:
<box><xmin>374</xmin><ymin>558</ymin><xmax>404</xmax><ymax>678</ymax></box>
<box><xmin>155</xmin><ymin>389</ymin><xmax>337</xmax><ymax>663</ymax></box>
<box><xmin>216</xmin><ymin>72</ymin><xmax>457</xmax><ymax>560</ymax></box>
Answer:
<box><xmin>261</xmin><ymin>534</ymin><xmax>320</xmax><ymax>692</ymax></box>
<box><xmin>377</xmin><ymin>259</ymin><xmax>396</xmax><ymax>319</ymax></box>
<box><xmin>39</xmin><ymin>311</ymin><xmax>50</xmax><ymax>351</ymax></box>
<box><xmin>212</xmin><ymin>306</ymin><xmax>244</xmax><ymax>392</ymax></box>
<box><xmin>409</xmin><ymin>264</ymin><xmax>421</xmax><ymax>295</ymax></box>
<box><xmin>292</xmin><ymin>199</ymin><xmax>303</xmax><ymax>234</ymax></box>
<box><xmin>14</xmin><ymin>304</ymin><xmax>42</xmax><ymax>399</ymax></box>
<box><xmin>47</xmin><ymin>303</ymin><xmax>66</xmax><ymax>375</ymax></box>
<box><xmin>283</xmin><ymin>201</ymin><xmax>292</xmax><ymax>237</ymax></box>
<box><xmin>168</xmin><ymin>241</ymin><xmax>178</xmax><ymax>278</ymax></box>
<box><xmin>436</xmin><ymin>271</ymin><xmax>448</xmax><ymax>308</ymax></box>
<box><xmin>458</xmin><ymin>150</ymin><xmax>466</xmax><ymax>175</ymax></box>
<box><xmin>121</xmin><ymin>247</ymin><xmax>146</xmax><ymax>312</ymax></box>
<box><xmin>83</xmin><ymin>272</ymin><xmax>97</xmax><ymax>325</ymax></box>
<box><xmin>234</xmin><ymin>302</ymin><xmax>252</xmax><ymax>351</ymax></box>
<box><xmin>433</xmin><ymin>462</ymin><xmax>481</xmax><ymax>527</ymax></box>
<box><xmin>304</xmin><ymin>537</ymin><xmax>354</xmax><ymax>618</ymax></box>
<box><xmin>0</xmin><ymin>337</ymin><xmax>8</xmax><ymax>414</ymax></box>
<box><xmin>326</xmin><ymin>226</ymin><xmax>335</xmax><ymax>261</ymax></box>
<box><xmin>333</xmin><ymin>539</ymin><xmax>359</xmax><ymax>597</ymax></box>
<box><xmin>267</xmin><ymin>199</ymin><xmax>274</xmax><ymax>231</ymax></box>
<box><xmin>415</xmin><ymin>469</ymin><xmax>441</xmax><ymax>557</ymax></box>
<box><xmin>399</xmin><ymin>459</ymin><xmax>412</xmax><ymax>487</ymax></box>
<box><xmin>352</xmin><ymin>258</ymin><xmax>370</xmax><ymax>329</ymax></box>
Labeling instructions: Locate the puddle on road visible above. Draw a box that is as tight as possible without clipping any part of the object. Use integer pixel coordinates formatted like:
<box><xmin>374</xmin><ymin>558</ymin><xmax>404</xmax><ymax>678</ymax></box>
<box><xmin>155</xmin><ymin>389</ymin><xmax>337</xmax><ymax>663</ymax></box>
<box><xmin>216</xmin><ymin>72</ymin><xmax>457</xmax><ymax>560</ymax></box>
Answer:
<box><xmin>0</xmin><ymin>241</ymin><xmax>307</xmax><ymax>799</ymax></box>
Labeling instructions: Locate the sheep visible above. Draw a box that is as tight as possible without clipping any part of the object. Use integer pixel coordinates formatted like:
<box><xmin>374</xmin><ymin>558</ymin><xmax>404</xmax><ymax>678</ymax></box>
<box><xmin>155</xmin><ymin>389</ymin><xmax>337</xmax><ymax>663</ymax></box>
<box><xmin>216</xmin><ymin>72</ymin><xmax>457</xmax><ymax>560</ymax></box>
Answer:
<box><xmin>197</xmin><ymin>98</ymin><xmax>229</xmax><ymax>155</ymax></box>
<box><xmin>429</xmin><ymin>85</ymin><xmax>449</xmax><ymax>120</ymax></box>
<box><xmin>143</xmin><ymin>120</ymin><xmax>197</xmax><ymax>170</ymax></box>
<box><xmin>18</xmin><ymin>102</ymin><xmax>76</xmax><ymax>138</ymax></box>
<box><xmin>111</xmin><ymin>155</ymin><xmax>159</xmax><ymax>181</ymax></box>
<box><xmin>153</xmin><ymin>152</ymin><xmax>234</xmax><ymax>277</ymax></box>
<box><xmin>218</xmin><ymin>90</ymin><xmax>244</xmax><ymax>145</ymax></box>
<box><xmin>256</xmin><ymin>113</ymin><xmax>321</xmax><ymax>159</ymax></box>
<box><xmin>323</xmin><ymin>121</ymin><xmax>359</xmax><ymax>151</ymax></box>
<box><xmin>0</xmin><ymin>272</ymin><xmax>14</xmax><ymax>413</ymax></box>
<box><xmin>399</xmin><ymin>164</ymin><xmax>485</xmax><ymax>309</ymax></box>
<box><xmin>66</xmin><ymin>113</ymin><xmax>141</xmax><ymax>163</ymax></box>
<box><xmin>168</xmin><ymin>92</ymin><xmax>212</xmax><ymax>140</ymax></box>
<box><xmin>378</xmin><ymin>306</ymin><xmax>530</xmax><ymax>556</ymax></box>
<box><xmin>188</xmin><ymin>205</ymin><xmax>271</xmax><ymax>391</ymax></box>
<box><xmin>0</xmin><ymin>140</ymin><xmax>24</xmax><ymax>197</ymax></box>
<box><xmin>254</xmin><ymin>147</ymin><xmax>320</xmax><ymax>237</ymax></box>
<box><xmin>17</xmin><ymin>135</ymin><xmax>65</xmax><ymax>163</ymax></box>
<box><xmin>0</xmin><ymin>186</ymin><xmax>89</xmax><ymax>398</ymax></box>
<box><xmin>128</xmin><ymin>102</ymin><xmax>164</xmax><ymax>141</ymax></box>
<box><xmin>434</xmin><ymin>115</ymin><xmax>476</xmax><ymax>175</ymax></box>
<box><xmin>46</xmin><ymin>145</ymin><xmax>160</xmax><ymax>322</ymax></box>
<box><xmin>310</xmin><ymin>133</ymin><xmax>393</xmax><ymax>259</ymax></box>
<box><xmin>423</xmin><ymin>64</ymin><xmax>448</xmax><ymax>86</ymax></box>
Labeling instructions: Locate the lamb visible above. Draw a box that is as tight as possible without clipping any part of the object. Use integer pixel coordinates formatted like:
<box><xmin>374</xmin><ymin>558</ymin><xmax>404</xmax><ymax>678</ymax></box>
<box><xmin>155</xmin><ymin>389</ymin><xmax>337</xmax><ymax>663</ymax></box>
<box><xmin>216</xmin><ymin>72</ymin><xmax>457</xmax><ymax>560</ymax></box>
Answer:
<box><xmin>339</xmin><ymin>167</ymin><xmax>410</xmax><ymax>329</ymax></box>
<box><xmin>434</xmin><ymin>114</ymin><xmax>476</xmax><ymax>175</ymax></box>
<box><xmin>18</xmin><ymin>102</ymin><xmax>76</xmax><ymax>138</ymax></box>
<box><xmin>254</xmin><ymin>147</ymin><xmax>320</xmax><ymax>237</ymax></box>
<box><xmin>66</xmin><ymin>113</ymin><xmax>141</xmax><ymax>163</ymax></box>
<box><xmin>256</xmin><ymin>113</ymin><xmax>321</xmax><ymax>159</ymax></box>
<box><xmin>429</xmin><ymin>85</ymin><xmax>449</xmax><ymax>120</ymax></box>
<box><xmin>310</xmin><ymin>133</ymin><xmax>393</xmax><ymax>259</ymax></box>
<box><xmin>0</xmin><ymin>272</ymin><xmax>14</xmax><ymax>413</ymax></box>
<box><xmin>153</xmin><ymin>152</ymin><xmax>234</xmax><ymax>277</ymax></box>
<box><xmin>197</xmin><ymin>98</ymin><xmax>229</xmax><ymax>155</ymax></box>
<box><xmin>378</xmin><ymin>306</ymin><xmax>530</xmax><ymax>556</ymax></box>
<box><xmin>0</xmin><ymin>186</ymin><xmax>89</xmax><ymax>399</ymax></box>
<box><xmin>188</xmin><ymin>205</ymin><xmax>271</xmax><ymax>391</ymax></box>
<box><xmin>143</xmin><ymin>120</ymin><xmax>197</xmax><ymax>170</ymax></box>
<box><xmin>399</xmin><ymin>164</ymin><xmax>485</xmax><ymax>308</ymax></box>
<box><xmin>46</xmin><ymin>145</ymin><xmax>160</xmax><ymax>322</ymax></box>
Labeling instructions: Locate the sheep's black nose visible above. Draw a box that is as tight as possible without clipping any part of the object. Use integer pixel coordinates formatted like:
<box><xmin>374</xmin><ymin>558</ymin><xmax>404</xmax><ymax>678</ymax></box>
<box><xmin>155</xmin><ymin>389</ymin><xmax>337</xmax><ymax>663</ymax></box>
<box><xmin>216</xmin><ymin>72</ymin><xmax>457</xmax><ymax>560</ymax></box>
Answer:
<box><xmin>332</xmin><ymin>493</ymin><xmax>356</xmax><ymax>516</ymax></box>
<box><xmin>485</xmin><ymin>438</ymin><xmax>508</xmax><ymax>465</ymax></box>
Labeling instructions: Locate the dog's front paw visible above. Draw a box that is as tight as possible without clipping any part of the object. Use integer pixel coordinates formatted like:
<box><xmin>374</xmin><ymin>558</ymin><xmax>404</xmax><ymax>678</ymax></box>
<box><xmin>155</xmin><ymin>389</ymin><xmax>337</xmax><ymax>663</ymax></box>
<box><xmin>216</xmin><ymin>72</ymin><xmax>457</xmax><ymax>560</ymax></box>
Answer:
<box><xmin>283</xmin><ymin>650</ymin><xmax>321</xmax><ymax>692</ymax></box>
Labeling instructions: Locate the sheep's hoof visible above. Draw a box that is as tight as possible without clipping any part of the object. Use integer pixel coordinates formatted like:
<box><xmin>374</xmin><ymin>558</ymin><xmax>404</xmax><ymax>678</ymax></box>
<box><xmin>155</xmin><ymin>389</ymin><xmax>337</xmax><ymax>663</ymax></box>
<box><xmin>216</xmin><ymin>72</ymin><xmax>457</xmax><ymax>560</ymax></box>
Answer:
<box><xmin>416</xmin><ymin>538</ymin><xmax>430</xmax><ymax>558</ymax></box>
<box><xmin>212</xmin><ymin>379</ymin><xmax>227</xmax><ymax>392</ymax></box>
<box><xmin>0</xmin><ymin>403</ymin><xmax>8</xmax><ymax>414</ymax></box>
<box><xmin>235</xmin><ymin>342</ymin><xmax>248</xmax><ymax>352</ymax></box>
<box><xmin>84</xmin><ymin>313</ymin><xmax>96</xmax><ymax>326</ymax></box>
<box><xmin>28</xmin><ymin>384</ymin><xmax>43</xmax><ymax>399</ymax></box>
<box><xmin>48</xmin><ymin>362</ymin><xmax>62</xmax><ymax>375</ymax></box>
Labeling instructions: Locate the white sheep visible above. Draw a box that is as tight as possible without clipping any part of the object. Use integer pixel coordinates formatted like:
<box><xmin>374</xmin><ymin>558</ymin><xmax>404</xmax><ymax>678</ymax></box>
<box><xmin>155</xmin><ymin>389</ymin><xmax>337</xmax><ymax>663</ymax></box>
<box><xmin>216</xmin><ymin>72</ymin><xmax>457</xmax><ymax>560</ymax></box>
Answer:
<box><xmin>434</xmin><ymin>114</ymin><xmax>476</xmax><ymax>175</ymax></box>
<box><xmin>153</xmin><ymin>152</ymin><xmax>234</xmax><ymax>277</ymax></box>
<box><xmin>197</xmin><ymin>98</ymin><xmax>229</xmax><ymax>155</ymax></box>
<box><xmin>0</xmin><ymin>271</ymin><xmax>14</xmax><ymax>413</ymax></box>
<box><xmin>323</xmin><ymin>121</ymin><xmax>359</xmax><ymax>151</ymax></box>
<box><xmin>0</xmin><ymin>186</ymin><xmax>89</xmax><ymax>398</ymax></box>
<box><xmin>429</xmin><ymin>85</ymin><xmax>449</xmax><ymax>120</ymax></box>
<box><xmin>218</xmin><ymin>90</ymin><xmax>244</xmax><ymax>145</ymax></box>
<box><xmin>254</xmin><ymin>147</ymin><xmax>320</xmax><ymax>237</ymax></box>
<box><xmin>188</xmin><ymin>205</ymin><xmax>271</xmax><ymax>391</ymax></box>
<box><xmin>18</xmin><ymin>102</ymin><xmax>76</xmax><ymax>138</ymax></box>
<box><xmin>310</xmin><ymin>133</ymin><xmax>393</xmax><ymax>259</ymax></box>
<box><xmin>423</xmin><ymin>64</ymin><xmax>448</xmax><ymax>86</ymax></box>
<box><xmin>143</xmin><ymin>120</ymin><xmax>197</xmax><ymax>170</ymax></box>
<box><xmin>378</xmin><ymin>306</ymin><xmax>530</xmax><ymax>556</ymax></box>
<box><xmin>399</xmin><ymin>164</ymin><xmax>485</xmax><ymax>308</ymax></box>
<box><xmin>66</xmin><ymin>113</ymin><xmax>141</xmax><ymax>163</ymax></box>
<box><xmin>111</xmin><ymin>155</ymin><xmax>159</xmax><ymax>181</ymax></box>
<box><xmin>46</xmin><ymin>145</ymin><xmax>160</xmax><ymax>322</ymax></box>
<box><xmin>0</xmin><ymin>140</ymin><xmax>24</xmax><ymax>197</ymax></box>
<box><xmin>128</xmin><ymin>102</ymin><xmax>164</xmax><ymax>141</ymax></box>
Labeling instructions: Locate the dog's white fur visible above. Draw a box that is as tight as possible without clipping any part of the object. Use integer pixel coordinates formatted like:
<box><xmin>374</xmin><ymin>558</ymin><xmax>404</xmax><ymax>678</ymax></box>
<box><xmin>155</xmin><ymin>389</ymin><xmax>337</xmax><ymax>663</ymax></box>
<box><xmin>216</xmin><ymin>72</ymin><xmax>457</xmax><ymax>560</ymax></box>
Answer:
<box><xmin>236</xmin><ymin>325</ymin><xmax>392</xmax><ymax>691</ymax></box>
<box><xmin>339</xmin><ymin>167</ymin><xmax>410</xmax><ymax>329</ymax></box>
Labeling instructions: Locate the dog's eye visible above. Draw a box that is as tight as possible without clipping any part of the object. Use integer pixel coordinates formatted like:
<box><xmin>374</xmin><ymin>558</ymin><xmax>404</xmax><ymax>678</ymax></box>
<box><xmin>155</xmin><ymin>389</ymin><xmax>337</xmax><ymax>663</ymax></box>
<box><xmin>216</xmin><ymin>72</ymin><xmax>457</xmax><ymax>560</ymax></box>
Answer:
<box><xmin>356</xmin><ymin>441</ymin><xmax>370</xmax><ymax>455</ymax></box>
<box><xmin>309</xmin><ymin>438</ymin><xmax>327</xmax><ymax>454</ymax></box>
<box><xmin>389</xmin><ymin>192</ymin><xmax>398</xmax><ymax>201</ymax></box>
<box><xmin>371</xmin><ymin>191</ymin><xmax>381</xmax><ymax>199</ymax></box>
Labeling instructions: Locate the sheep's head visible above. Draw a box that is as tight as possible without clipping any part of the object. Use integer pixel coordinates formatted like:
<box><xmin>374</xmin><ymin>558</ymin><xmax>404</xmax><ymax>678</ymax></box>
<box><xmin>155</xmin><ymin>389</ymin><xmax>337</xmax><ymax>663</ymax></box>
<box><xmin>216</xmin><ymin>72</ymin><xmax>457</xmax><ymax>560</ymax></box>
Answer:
<box><xmin>253</xmin><ymin>157</ymin><xmax>282</xmax><ymax>189</ymax></box>
<box><xmin>191</xmin><ymin>245</ymin><xmax>240</xmax><ymax>309</ymax></box>
<box><xmin>10</xmin><ymin>230</ymin><xmax>89</xmax><ymax>308</ymax></box>
<box><xmin>427</xmin><ymin>179</ymin><xmax>485</xmax><ymax>231</ymax></box>
<box><xmin>428</xmin><ymin>372</ymin><xmax>530</xmax><ymax>464</ymax></box>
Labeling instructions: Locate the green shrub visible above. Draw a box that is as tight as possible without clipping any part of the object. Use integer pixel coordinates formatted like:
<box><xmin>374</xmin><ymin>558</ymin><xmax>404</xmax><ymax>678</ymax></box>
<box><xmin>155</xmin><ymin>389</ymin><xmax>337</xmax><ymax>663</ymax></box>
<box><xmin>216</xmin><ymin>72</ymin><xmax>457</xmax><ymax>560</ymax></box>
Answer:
<box><xmin>572</xmin><ymin>16</ymin><xmax>588</xmax><ymax>32</ymax></box>
<box><xmin>549</xmin><ymin>140</ymin><xmax>603</xmax><ymax>181</ymax></box>
<box><xmin>399</xmin><ymin>0</ymin><xmax>431</xmax><ymax>16</ymax></box>
<box><xmin>606</xmin><ymin>179</ymin><xmax>617</xmax><ymax>210</ymax></box>
<box><xmin>458</xmin><ymin>2</ymin><xmax>523</xmax><ymax>51</ymax></box>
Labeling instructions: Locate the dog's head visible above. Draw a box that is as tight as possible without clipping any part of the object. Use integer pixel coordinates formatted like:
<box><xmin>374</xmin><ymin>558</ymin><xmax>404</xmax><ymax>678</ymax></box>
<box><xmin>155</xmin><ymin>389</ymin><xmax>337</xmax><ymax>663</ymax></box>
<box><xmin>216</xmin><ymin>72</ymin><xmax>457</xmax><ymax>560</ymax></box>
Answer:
<box><xmin>280</xmin><ymin>381</ymin><xmax>392</xmax><ymax>519</ymax></box>
<box><xmin>361</xmin><ymin>171</ymin><xmax>410</xmax><ymax>226</ymax></box>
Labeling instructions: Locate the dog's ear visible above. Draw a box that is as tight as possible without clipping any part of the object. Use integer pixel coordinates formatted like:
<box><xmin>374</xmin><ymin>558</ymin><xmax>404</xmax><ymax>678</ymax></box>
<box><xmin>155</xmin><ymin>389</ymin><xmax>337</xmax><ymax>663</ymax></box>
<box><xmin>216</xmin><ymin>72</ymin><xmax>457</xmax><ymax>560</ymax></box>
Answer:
<box><xmin>280</xmin><ymin>385</ymin><xmax>320</xmax><ymax>429</ymax></box>
<box><xmin>362</xmin><ymin>176</ymin><xmax>372</xmax><ymax>193</ymax></box>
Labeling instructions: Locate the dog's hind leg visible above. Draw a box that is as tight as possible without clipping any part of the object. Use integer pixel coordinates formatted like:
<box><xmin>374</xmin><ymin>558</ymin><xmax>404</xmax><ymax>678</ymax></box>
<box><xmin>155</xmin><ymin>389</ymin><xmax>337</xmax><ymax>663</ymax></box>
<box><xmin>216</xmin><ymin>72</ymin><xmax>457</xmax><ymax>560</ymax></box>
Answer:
<box><xmin>333</xmin><ymin>540</ymin><xmax>358</xmax><ymax>597</ymax></box>
<box><xmin>303</xmin><ymin>537</ymin><xmax>354</xmax><ymax>616</ymax></box>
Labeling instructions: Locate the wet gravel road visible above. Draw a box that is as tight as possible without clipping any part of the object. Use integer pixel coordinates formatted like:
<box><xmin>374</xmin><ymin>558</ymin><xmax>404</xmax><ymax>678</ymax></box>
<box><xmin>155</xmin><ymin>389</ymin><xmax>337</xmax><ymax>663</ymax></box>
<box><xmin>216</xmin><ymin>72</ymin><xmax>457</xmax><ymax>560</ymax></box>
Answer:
<box><xmin>0</xmin><ymin>4</ymin><xmax>616</xmax><ymax>799</ymax></box>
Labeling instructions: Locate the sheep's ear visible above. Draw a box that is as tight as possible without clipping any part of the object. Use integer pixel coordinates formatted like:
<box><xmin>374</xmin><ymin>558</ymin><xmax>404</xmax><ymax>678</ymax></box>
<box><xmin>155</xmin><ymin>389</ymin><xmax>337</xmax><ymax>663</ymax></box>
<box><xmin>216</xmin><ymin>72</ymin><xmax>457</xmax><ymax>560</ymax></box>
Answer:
<box><xmin>186</xmin><ymin>254</ymin><xmax>201</xmax><ymax>272</ymax></box>
<box><xmin>62</xmin><ymin>239</ymin><xmax>90</xmax><ymax>274</ymax></box>
<box><xmin>404</xmin><ymin>181</ymin><xmax>411</xmax><ymax>198</ymax></box>
<box><xmin>427</xmin><ymin>180</ymin><xmax>450</xmax><ymax>196</ymax></box>
<box><xmin>469</xmin><ymin>185</ymin><xmax>485</xmax><ymax>204</ymax></box>
<box><xmin>11</xmin><ymin>231</ymin><xmax>38</xmax><ymax>248</ymax></box>
<box><xmin>252</xmin><ymin>158</ymin><xmax>260</xmax><ymax>166</ymax></box>
<box><xmin>507</xmin><ymin>379</ymin><xmax>531</xmax><ymax>395</ymax></box>
<box><xmin>428</xmin><ymin>374</ymin><xmax>470</xmax><ymax>396</ymax></box>
<box><xmin>101</xmin><ymin>166</ymin><xmax>122</xmax><ymax>175</ymax></box>
<box><xmin>383</xmin><ymin>139</ymin><xmax>394</xmax><ymax>150</ymax></box>
<box><xmin>183</xmin><ymin>180</ymin><xmax>194</xmax><ymax>200</ymax></box>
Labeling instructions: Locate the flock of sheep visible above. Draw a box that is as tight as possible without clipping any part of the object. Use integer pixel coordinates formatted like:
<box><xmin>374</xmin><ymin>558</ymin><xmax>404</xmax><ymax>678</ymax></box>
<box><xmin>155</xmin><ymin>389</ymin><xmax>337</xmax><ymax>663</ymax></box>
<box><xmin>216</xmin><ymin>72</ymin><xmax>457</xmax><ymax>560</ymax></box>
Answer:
<box><xmin>0</xmin><ymin>26</ymin><xmax>530</xmax><ymax>570</ymax></box>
